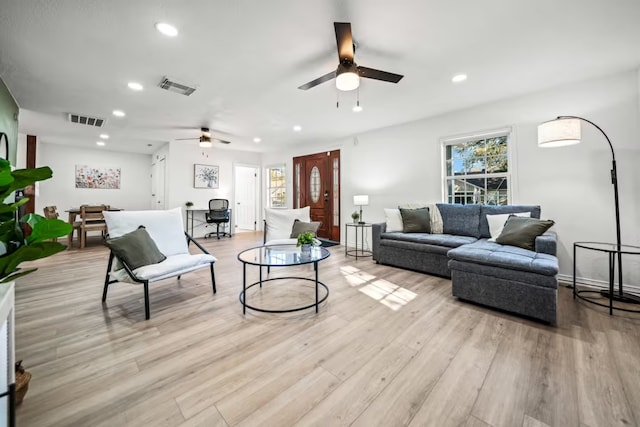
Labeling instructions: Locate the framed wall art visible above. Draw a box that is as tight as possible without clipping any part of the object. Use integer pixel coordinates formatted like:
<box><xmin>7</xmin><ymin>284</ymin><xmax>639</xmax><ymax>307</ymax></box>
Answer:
<box><xmin>75</xmin><ymin>165</ymin><xmax>121</xmax><ymax>189</ymax></box>
<box><xmin>194</xmin><ymin>164</ymin><xmax>219</xmax><ymax>189</ymax></box>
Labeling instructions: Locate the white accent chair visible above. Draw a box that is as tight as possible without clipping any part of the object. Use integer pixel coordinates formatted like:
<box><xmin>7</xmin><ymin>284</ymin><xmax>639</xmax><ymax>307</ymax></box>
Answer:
<box><xmin>102</xmin><ymin>208</ymin><xmax>217</xmax><ymax>320</ymax></box>
<box><xmin>263</xmin><ymin>206</ymin><xmax>311</xmax><ymax>245</ymax></box>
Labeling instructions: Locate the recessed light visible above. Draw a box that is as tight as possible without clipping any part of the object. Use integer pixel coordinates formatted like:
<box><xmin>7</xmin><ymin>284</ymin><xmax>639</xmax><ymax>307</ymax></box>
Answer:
<box><xmin>96</xmin><ymin>141</ymin><xmax>105</xmax><ymax>146</ymax></box>
<box><xmin>253</xmin><ymin>137</ymin><xmax>261</xmax><ymax>143</ymax></box>
<box><xmin>112</xmin><ymin>110</ymin><xmax>126</xmax><ymax>117</ymax></box>
<box><xmin>353</xmin><ymin>103</ymin><xmax>363</xmax><ymax>113</ymax></box>
<box><xmin>293</xmin><ymin>125</ymin><xmax>302</xmax><ymax>132</ymax></box>
<box><xmin>127</xmin><ymin>82</ymin><xmax>143</xmax><ymax>91</ymax></box>
<box><xmin>452</xmin><ymin>74</ymin><xmax>468</xmax><ymax>83</ymax></box>
<box><xmin>99</xmin><ymin>134</ymin><xmax>109</xmax><ymax>139</ymax></box>
<box><xmin>155</xmin><ymin>22</ymin><xmax>178</xmax><ymax>37</ymax></box>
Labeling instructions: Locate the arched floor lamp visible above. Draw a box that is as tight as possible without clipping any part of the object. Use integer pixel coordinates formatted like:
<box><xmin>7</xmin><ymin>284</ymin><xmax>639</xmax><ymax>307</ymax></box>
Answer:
<box><xmin>537</xmin><ymin>116</ymin><xmax>637</xmax><ymax>303</ymax></box>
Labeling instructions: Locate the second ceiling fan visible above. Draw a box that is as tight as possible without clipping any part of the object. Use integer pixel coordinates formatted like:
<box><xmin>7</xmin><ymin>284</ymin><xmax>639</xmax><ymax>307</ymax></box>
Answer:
<box><xmin>298</xmin><ymin>22</ymin><xmax>404</xmax><ymax>91</ymax></box>
<box><xmin>176</xmin><ymin>127</ymin><xmax>231</xmax><ymax>147</ymax></box>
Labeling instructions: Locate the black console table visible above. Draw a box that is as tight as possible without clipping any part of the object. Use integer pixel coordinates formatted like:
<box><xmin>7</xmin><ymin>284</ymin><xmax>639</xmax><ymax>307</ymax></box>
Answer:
<box><xmin>573</xmin><ymin>241</ymin><xmax>640</xmax><ymax>314</ymax></box>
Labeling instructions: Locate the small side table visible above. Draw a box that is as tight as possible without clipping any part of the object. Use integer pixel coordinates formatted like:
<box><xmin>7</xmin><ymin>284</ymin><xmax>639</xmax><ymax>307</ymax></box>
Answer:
<box><xmin>345</xmin><ymin>223</ymin><xmax>373</xmax><ymax>260</ymax></box>
<box><xmin>573</xmin><ymin>241</ymin><xmax>640</xmax><ymax>314</ymax></box>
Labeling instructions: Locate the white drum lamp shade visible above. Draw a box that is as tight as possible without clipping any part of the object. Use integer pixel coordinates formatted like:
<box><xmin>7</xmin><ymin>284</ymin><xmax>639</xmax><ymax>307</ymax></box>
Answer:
<box><xmin>537</xmin><ymin>118</ymin><xmax>581</xmax><ymax>147</ymax></box>
<box><xmin>353</xmin><ymin>195</ymin><xmax>369</xmax><ymax>206</ymax></box>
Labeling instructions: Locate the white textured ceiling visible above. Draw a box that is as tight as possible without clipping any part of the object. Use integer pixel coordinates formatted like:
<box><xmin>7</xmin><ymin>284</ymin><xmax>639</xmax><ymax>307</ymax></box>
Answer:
<box><xmin>1</xmin><ymin>0</ymin><xmax>639</xmax><ymax>154</ymax></box>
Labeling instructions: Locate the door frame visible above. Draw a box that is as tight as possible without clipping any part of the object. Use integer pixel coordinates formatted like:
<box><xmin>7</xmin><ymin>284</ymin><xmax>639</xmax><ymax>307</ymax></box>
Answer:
<box><xmin>151</xmin><ymin>154</ymin><xmax>167</xmax><ymax>210</ymax></box>
<box><xmin>293</xmin><ymin>150</ymin><xmax>340</xmax><ymax>241</ymax></box>
<box><xmin>233</xmin><ymin>163</ymin><xmax>261</xmax><ymax>231</ymax></box>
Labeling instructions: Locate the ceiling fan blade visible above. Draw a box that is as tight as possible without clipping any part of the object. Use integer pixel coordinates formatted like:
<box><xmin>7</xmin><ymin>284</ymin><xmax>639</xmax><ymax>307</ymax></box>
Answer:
<box><xmin>298</xmin><ymin>70</ymin><xmax>336</xmax><ymax>90</ymax></box>
<box><xmin>358</xmin><ymin>66</ymin><xmax>404</xmax><ymax>83</ymax></box>
<box><xmin>334</xmin><ymin>22</ymin><xmax>354</xmax><ymax>62</ymax></box>
<box><xmin>175</xmin><ymin>137</ymin><xmax>198</xmax><ymax>140</ymax></box>
<box><xmin>213</xmin><ymin>139</ymin><xmax>231</xmax><ymax>145</ymax></box>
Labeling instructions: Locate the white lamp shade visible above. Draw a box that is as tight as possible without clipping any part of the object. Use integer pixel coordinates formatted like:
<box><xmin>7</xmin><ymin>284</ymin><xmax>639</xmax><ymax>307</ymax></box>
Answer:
<box><xmin>336</xmin><ymin>72</ymin><xmax>360</xmax><ymax>91</ymax></box>
<box><xmin>538</xmin><ymin>118</ymin><xmax>581</xmax><ymax>148</ymax></box>
<box><xmin>199</xmin><ymin>140</ymin><xmax>213</xmax><ymax>148</ymax></box>
<box><xmin>353</xmin><ymin>195</ymin><xmax>369</xmax><ymax>206</ymax></box>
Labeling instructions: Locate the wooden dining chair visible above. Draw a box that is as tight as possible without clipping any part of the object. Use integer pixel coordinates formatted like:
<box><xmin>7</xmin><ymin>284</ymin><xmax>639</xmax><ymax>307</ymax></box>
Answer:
<box><xmin>43</xmin><ymin>206</ymin><xmax>61</xmax><ymax>242</ymax></box>
<box><xmin>79</xmin><ymin>204</ymin><xmax>108</xmax><ymax>249</ymax></box>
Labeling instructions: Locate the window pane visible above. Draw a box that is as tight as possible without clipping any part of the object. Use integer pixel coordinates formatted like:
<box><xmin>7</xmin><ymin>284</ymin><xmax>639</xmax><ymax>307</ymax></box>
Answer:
<box><xmin>485</xmin><ymin>155</ymin><xmax>508</xmax><ymax>173</ymax></box>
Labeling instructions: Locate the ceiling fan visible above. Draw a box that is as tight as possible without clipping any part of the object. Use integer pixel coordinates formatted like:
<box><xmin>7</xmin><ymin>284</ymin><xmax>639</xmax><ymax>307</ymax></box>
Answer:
<box><xmin>298</xmin><ymin>22</ymin><xmax>404</xmax><ymax>91</ymax></box>
<box><xmin>175</xmin><ymin>127</ymin><xmax>231</xmax><ymax>147</ymax></box>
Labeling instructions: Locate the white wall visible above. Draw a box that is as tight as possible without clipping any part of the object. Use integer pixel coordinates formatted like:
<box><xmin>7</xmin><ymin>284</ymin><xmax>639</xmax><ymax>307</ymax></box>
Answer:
<box><xmin>263</xmin><ymin>69</ymin><xmax>640</xmax><ymax>285</ymax></box>
<box><xmin>34</xmin><ymin>142</ymin><xmax>152</xmax><ymax>214</ymax></box>
<box><xmin>161</xmin><ymin>142</ymin><xmax>262</xmax><ymax>237</ymax></box>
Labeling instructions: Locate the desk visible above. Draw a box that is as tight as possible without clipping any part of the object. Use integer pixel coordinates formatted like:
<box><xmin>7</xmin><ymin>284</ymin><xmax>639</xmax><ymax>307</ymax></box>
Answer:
<box><xmin>573</xmin><ymin>241</ymin><xmax>640</xmax><ymax>314</ymax></box>
<box><xmin>185</xmin><ymin>208</ymin><xmax>233</xmax><ymax>237</ymax></box>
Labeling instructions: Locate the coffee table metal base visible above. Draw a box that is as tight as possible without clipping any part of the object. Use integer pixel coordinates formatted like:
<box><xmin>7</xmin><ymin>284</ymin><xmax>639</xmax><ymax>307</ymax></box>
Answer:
<box><xmin>239</xmin><ymin>277</ymin><xmax>329</xmax><ymax>314</ymax></box>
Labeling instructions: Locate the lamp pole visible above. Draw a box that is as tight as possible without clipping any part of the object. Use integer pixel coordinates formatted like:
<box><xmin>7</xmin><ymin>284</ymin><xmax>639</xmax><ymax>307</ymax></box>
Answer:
<box><xmin>557</xmin><ymin>116</ymin><xmax>630</xmax><ymax>301</ymax></box>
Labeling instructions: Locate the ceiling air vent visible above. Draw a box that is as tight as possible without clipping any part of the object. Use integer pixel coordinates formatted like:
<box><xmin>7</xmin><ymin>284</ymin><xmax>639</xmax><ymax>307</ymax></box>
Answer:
<box><xmin>158</xmin><ymin>76</ymin><xmax>196</xmax><ymax>96</ymax></box>
<box><xmin>68</xmin><ymin>113</ymin><xmax>106</xmax><ymax>127</ymax></box>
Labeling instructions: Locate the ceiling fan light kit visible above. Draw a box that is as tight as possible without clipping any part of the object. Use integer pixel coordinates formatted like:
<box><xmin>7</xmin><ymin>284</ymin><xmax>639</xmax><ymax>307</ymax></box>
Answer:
<box><xmin>298</xmin><ymin>22</ymin><xmax>404</xmax><ymax>93</ymax></box>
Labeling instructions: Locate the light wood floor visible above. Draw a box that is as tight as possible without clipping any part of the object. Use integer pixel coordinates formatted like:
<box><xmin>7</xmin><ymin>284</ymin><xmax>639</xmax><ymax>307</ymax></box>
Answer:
<box><xmin>14</xmin><ymin>231</ymin><xmax>640</xmax><ymax>427</ymax></box>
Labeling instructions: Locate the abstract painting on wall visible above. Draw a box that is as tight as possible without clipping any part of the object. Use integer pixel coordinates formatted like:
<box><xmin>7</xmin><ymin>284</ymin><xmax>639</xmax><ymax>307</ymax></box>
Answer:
<box><xmin>194</xmin><ymin>164</ymin><xmax>219</xmax><ymax>188</ymax></box>
<box><xmin>75</xmin><ymin>165</ymin><xmax>121</xmax><ymax>189</ymax></box>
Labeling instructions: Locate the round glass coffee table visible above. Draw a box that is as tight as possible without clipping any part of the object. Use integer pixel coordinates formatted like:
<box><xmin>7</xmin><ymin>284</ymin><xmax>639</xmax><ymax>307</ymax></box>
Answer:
<box><xmin>237</xmin><ymin>244</ymin><xmax>330</xmax><ymax>314</ymax></box>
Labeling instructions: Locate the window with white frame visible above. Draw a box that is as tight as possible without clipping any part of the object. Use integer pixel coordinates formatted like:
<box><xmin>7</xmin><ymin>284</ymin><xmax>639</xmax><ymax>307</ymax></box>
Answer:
<box><xmin>266</xmin><ymin>165</ymin><xmax>286</xmax><ymax>208</ymax></box>
<box><xmin>443</xmin><ymin>130</ymin><xmax>511</xmax><ymax>205</ymax></box>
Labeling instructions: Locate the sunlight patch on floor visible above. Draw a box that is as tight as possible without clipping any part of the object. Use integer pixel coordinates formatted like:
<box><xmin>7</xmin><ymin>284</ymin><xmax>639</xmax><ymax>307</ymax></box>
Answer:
<box><xmin>341</xmin><ymin>266</ymin><xmax>417</xmax><ymax>311</ymax></box>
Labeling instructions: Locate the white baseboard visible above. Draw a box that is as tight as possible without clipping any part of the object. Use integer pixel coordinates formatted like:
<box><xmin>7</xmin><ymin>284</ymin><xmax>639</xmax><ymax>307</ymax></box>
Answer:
<box><xmin>557</xmin><ymin>273</ymin><xmax>640</xmax><ymax>293</ymax></box>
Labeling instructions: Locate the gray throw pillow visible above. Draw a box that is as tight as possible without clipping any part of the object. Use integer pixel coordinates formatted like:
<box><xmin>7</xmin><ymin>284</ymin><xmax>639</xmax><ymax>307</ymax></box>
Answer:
<box><xmin>399</xmin><ymin>207</ymin><xmax>431</xmax><ymax>233</ymax></box>
<box><xmin>290</xmin><ymin>219</ymin><xmax>321</xmax><ymax>238</ymax></box>
<box><xmin>495</xmin><ymin>216</ymin><xmax>555</xmax><ymax>251</ymax></box>
<box><xmin>105</xmin><ymin>226</ymin><xmax>166</xmax><ymax>270</ymax></box>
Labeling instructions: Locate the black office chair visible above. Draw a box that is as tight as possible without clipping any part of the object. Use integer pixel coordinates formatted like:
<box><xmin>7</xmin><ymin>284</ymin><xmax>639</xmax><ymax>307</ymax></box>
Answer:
<box><xmin>204</xmin><ymin>199</ymin><xmax>231</xmax><ymax>239</ymax></box>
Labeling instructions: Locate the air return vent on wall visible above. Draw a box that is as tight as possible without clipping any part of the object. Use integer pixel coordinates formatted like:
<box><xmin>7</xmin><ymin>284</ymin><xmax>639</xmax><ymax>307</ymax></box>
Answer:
<box><xmin>158</xmin><ymin>76</ymin><xmax>196</xmax><ymax>96</ymax></box>
<box><xmin>68</xmin><ymin>113</ymin><xmax>106</xmax><ymax>127</ymax></box>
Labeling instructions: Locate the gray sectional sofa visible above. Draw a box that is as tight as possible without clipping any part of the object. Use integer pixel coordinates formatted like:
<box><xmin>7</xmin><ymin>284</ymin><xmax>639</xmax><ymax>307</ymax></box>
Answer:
<box><xmin>372</xmin><ymin>204</ymin><xmax>559</xmax><ymax>324</ymax></box>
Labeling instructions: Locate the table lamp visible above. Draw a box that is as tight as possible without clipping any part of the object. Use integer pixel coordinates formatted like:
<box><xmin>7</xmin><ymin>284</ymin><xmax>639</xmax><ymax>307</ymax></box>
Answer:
<box><xmin>353</xmin><ymin>195</ymin><xmax>369</xmax><ymax>224</ymax></box>
<box><xmin>538</xmin><ymin>115</ymin><xmax>633</xmax><ymax>303</ymax></box>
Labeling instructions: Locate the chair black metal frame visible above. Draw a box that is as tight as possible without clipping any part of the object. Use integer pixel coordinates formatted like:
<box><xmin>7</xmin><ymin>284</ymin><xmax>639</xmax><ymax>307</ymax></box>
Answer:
<box><xmin>102</xmin><ymin>232</ymin><xmax>216</xmax><ymax>320</ymax></box>
<box><xmin>204</xmin><ymin>199</ymin><xmax>232</xmax><ymax>239</ymax></box>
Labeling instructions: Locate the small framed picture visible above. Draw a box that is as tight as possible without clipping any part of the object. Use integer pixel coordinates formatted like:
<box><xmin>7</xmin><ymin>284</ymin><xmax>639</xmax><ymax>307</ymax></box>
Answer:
<box><xmin>194</xmin><ymin>164</ymin><xmax>219</xmax><ymax>189</ymax></box>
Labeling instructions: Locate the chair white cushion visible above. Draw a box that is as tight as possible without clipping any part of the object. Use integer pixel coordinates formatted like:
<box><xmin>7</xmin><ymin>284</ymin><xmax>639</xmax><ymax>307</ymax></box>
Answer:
<box><xmin>110</xmin><ymin>253</ymin><xmax>216</xmax><ymax>283</ymax></box>
<box><xmin>104</xmin><ymin>208</ymin><xmax>188</xmax><ymax>256</ymax></box>
<box><xmin>384</xmin><ymin>208</ymin><xmax>404</xmax><ymax>232</ymax></box>
<box><xmin>264</xmin><ymin>207</ymin><xmax>310</xmax><ymax>242</ymax></box>
<box><xmin>265</xmin><ymin>238</ymin><xmax>298</xmax><ymax>246</ymax></box>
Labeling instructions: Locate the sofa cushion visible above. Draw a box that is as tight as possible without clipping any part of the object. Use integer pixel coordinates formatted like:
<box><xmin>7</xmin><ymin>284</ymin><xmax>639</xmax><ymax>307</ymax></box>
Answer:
<box><xmin>486</xmin><ymin>212</ymin><xmax>531</xmax><ymax>241</ymax></box>
<box><xmin>447</xmin><ymin>239</ymin><xmax>558</xmax><ymax>276</ymax></box>
<box><xmin>496</xmin><ymin>216</ymin><xmax>555</xmax><ymax>251</ymax></box>
<box><xmin>398</xmin><ymin>203</ymin><xmax>444</xmax><ymax>234</ymax></box>
<box><xmin>399</xmin><ymin>207</ymin><xmax>431</xmax><ymax>233</ymax></box>
<box><xmin>381</xmin><ymin>232</ymin><xmax>477</xmax><ymax>248</ymax></box>
<box><xmin>479</xmin><ymin>205</ymin><xmax>541</xmax><ymax>238</ymax></box>
<box><xmin>110</xmin><ymin>253</ymin><xmax>216</xmax><ymax>283</ymax></box>
<box><xmin>435</xmin><ymin>204</ymin><xmax>481</xmax><ymax>238</ymax></box>
<box><xmin>384</xmin><ymin>208</ymin><xmax>404</xmax><ymax>232</ymax></box>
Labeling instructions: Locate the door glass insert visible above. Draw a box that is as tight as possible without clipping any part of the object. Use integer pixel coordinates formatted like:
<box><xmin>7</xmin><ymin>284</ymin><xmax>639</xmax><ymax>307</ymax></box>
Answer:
<box><xmin>310</xmin><ymin>166</ymin><xmax>321</xmax><ymax>203</ymax></box>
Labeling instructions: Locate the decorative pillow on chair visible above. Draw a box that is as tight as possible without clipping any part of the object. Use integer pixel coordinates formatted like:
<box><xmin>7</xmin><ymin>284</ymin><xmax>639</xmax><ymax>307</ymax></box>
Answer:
<box><xmin>105</xmin><ymin>226</ymin><xmax>166</xmax><ymax>270</ymax></box>
<box><xmin>264</xmin><ymin>207</ymin><xmax>311</xmax><ymax>241</ymax></box>
<box><xmin>290</xmin><ymin>219</ymin><xmax>321</xmax><ymax>238</ymax></box>
<box><xmin>495</xmin><ymin>216</ymin><xmax>555</xmax><ymax>251</ymax></box>
<box><xmin>399</xmin><ymin>207</ymin><xmax>431</xmax><ymax>233</ymax></box>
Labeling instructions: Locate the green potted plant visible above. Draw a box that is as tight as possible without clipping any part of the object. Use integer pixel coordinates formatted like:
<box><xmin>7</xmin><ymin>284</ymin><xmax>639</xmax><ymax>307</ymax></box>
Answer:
<box><xmin>351</xmin><ymin>211</ymin><xmax>360</xmax><ymax>223</ymax></box>
<box><xmin>296</xmin><ymin>232</ymin><xmax>321</xmax><ymax>254</ymax></box>
<box><xmin>0</xmin><ymin>159</ymin><xmax>72</xmax><ymax>283</ymax></box>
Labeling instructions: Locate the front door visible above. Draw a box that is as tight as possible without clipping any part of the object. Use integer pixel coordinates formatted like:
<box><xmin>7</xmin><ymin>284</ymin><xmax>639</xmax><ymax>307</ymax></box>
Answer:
<box><xmin>293</xmin><ymin>150</ymin><xmax>340</xmax><ymax>241</ymax></box>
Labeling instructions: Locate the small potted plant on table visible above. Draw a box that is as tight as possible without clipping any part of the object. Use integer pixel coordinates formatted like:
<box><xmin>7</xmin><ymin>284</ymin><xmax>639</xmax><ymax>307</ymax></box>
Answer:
<box><xmin>351</xmin><ymin>211</ymin><xmax>360</xmax><ymax>224</ymax></box>
<box><xmin>296</xmin><ymin>232</ymin><xmax>321</xmax><ymax>255</ymax></box>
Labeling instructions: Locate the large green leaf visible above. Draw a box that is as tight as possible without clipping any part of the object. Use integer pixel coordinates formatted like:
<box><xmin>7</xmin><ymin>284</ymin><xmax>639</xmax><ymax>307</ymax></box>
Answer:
<box><xmin>0</xmin><ymin>241</ymin><xmax>66</xmax><ymax>279</ymax></box>
<box><xmin>0</xmin><ymin>197</ymin><xmax>28</xmax><ymax>214</ymax></box>
<box><xmin>0</xmin><ymin>166</ymin><xmax>53</xmax><ymax>201</ymax></box>
<box><xmin>0</xmin><ymin>268</ymin><xmax>38</xmax><ymax>283</ymax></box>
<box><xmin>27</xmin><ymin>218</ymin><xmax>72</xmax><ymax>244</ymax></box>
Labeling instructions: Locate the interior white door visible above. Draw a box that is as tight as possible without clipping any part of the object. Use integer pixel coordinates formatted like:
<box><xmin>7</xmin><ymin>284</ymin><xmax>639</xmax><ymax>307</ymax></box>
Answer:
<box><xmin>151</xmin><ymin>156</ymin><xmax>166</xmax><ymax>210</ymax></box>
<box><xmin>234</xmin><ymin>165</ymin><xmax>259</xmax><ymax>231</ymax></box>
